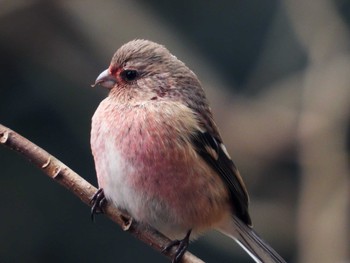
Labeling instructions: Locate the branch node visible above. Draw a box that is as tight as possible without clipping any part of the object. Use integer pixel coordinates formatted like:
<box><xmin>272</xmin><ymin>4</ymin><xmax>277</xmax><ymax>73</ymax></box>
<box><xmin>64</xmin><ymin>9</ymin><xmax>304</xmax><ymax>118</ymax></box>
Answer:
<box><xmin>42</xmin><ymin>157</ymin><xmax>51</xmax><ymax>168</ymax></box>
<box><xmin>121</xmin><ymin>214</ymin><xmax>133</xmax><ymax>231</ymax></box>
<box><xmin>0</xmin><ymin>130</ymin><xmax>9</xmax><ymax>143</ymax></box>
<box><xmin>52</xmin><ymin>166</ymin><xmax>62</xmax><ymax>179</ymax></box>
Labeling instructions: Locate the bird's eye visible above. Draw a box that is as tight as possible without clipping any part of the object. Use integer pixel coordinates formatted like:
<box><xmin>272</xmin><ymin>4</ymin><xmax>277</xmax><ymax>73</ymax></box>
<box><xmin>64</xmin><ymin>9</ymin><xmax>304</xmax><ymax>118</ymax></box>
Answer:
<box><xmin>120</xmin><ymin>69</ymin><xmax>139</xmax><ymax>82</ymax></box>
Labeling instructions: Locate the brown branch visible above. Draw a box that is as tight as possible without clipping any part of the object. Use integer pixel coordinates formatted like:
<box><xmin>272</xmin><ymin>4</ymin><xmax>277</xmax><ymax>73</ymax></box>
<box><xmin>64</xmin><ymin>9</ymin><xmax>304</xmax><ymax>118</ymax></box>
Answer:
<box><xmin>0</xmin><ymin>123</ymin><xmax>204</xmax><ymax>263</ymax></box>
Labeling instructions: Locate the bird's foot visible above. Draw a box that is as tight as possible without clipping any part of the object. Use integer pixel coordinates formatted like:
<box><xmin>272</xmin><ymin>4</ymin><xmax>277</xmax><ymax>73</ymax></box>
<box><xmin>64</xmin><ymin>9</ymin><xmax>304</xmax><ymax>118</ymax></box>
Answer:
<box><xmin>162</xmin><ymin>229</ymin><xmax>192</xmax><ymax>263</ymax></box>
<box><xmin>90</xmin><ymin>188</ymin><xmax>106</xmax><ymax>221</ymax></box>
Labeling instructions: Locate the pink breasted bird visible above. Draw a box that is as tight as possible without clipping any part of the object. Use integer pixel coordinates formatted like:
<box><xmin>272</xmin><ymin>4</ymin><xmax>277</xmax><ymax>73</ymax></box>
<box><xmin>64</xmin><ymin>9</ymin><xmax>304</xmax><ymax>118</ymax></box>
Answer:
<box><xmin>90</xmin><ymin>39</ymin><xmax>286</xmax><ymax>263</ymax></box>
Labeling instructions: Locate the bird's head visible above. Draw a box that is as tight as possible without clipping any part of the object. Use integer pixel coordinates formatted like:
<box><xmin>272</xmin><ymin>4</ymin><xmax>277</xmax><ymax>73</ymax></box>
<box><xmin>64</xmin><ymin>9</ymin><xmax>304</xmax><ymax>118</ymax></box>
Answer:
<box><xmin>93</xmin><ymin>39</ymin><xmax>201</xmax><ymax>102</ymax></box>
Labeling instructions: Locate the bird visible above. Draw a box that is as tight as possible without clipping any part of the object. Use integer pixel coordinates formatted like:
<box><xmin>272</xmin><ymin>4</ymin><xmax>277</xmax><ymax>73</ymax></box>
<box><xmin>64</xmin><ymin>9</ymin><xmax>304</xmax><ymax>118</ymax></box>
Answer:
<box><xmin>90</xmin><ymin>39</ymin><xmax>287</xmax><ymax>263</ymax></box>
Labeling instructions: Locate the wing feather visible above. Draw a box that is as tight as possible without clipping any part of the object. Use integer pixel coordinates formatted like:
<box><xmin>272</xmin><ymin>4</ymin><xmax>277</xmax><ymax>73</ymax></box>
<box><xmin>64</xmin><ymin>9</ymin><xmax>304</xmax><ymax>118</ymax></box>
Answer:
<box><xmin>191</xmin><ymin>131</ymin><xmax>252</xmax><ymax>226</ymax></box>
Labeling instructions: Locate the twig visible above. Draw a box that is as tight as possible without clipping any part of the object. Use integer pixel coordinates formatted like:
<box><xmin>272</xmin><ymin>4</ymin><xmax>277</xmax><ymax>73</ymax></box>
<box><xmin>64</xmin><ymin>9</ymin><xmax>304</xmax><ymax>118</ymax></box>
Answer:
<box><xmin>0</xmin><ymin>123</ymin><xmax>204</xmax><ymax>263</ymax></box>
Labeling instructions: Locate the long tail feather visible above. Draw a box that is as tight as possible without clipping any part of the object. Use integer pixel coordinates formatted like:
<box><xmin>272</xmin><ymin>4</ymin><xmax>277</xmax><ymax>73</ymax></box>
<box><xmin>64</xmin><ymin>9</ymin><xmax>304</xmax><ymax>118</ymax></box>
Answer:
<box><xmin>219</xmin><ymin>217</ymin><xmax>287</xmax><ymax>263</ymax></box>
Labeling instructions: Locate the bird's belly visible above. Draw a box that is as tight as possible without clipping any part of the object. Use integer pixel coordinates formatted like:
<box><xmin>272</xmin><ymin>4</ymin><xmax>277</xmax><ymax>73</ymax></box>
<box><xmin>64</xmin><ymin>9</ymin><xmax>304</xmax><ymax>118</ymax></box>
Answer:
<box><xmin>91</xmin><ymin>102</ymin><xmax>230</xmax><ymax>239</ymax></box>
<box><xmin>97</xmin><ymin>138</ymin><xmax>230</xmax><ymax>239</ymax></box>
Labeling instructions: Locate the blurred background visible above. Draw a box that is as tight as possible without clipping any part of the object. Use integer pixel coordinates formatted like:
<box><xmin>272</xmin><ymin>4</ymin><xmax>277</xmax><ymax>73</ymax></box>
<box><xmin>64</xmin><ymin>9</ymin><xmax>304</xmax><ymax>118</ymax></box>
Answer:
<box><xmin>0</xmin><ymin>0</ymin><xmax>349</xmax><ymax>262</ymax></box>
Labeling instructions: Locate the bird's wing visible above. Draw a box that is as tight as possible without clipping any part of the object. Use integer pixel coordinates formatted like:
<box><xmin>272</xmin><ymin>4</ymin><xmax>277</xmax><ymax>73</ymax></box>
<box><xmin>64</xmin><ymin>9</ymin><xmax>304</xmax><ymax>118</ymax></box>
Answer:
<box><xmin>191</xmin><ymin>130</ymin><xmax>252</xmax><ymax>226</ymax></box>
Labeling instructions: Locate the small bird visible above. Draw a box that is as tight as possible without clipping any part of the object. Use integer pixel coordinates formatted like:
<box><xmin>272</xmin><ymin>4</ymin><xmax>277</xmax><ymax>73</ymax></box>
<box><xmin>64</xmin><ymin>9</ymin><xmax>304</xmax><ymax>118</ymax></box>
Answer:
<box><xmin>90</xmin><ymin>39</ymin><xmax>286</xmax><ymax>263</ymax></box>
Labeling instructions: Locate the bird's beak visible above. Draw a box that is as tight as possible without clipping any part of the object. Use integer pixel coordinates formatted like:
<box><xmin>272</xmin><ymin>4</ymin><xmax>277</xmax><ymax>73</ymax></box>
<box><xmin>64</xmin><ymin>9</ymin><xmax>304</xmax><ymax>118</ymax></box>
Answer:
<box><xmin>92</xmin><ymin>69</ymin><xmax>117</xmax><ymax>89</ymax></box>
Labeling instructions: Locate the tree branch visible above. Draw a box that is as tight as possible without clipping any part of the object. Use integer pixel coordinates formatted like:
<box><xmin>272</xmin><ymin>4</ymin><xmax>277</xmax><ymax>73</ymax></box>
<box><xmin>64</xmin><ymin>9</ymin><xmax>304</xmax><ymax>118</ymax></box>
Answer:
<box><xmin>0</xmin><ymin>123</ymin><xmax>204</xmax><ymax>263</ymax></box>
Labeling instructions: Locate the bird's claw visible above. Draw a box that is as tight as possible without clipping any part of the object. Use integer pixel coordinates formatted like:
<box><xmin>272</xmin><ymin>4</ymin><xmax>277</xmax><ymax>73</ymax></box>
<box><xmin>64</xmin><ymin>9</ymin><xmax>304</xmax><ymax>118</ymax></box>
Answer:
<box><xmin>162</xmin><ymin>230</ymin><xmax>192</xmax><ymax>263</ymax></box>
<box><xmin>90</xmin><ymin>188</ymin><xmax>106</xmax><ymax>221</ymax></box>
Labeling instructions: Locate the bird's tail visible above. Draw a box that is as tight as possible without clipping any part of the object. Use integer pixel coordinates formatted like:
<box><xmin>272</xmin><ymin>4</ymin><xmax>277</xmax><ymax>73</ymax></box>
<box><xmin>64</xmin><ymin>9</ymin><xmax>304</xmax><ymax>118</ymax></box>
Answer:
<box><xmin>219</xmin><ymin>217</ymin><xmax>287</xmax><ymax>263</ymax></box>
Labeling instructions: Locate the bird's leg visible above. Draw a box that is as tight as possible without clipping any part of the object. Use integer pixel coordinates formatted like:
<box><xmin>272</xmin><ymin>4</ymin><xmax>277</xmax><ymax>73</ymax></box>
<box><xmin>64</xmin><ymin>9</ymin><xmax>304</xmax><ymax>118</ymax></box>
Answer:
<box><xmin>90</xmin><ymin>188</ymin><xmax>106</xmax><ymax>221</ymax></box>
<box><xmin>162</xmin><ymin>229</ymin><xmax>192</xmax><ymax>263</ymax></box>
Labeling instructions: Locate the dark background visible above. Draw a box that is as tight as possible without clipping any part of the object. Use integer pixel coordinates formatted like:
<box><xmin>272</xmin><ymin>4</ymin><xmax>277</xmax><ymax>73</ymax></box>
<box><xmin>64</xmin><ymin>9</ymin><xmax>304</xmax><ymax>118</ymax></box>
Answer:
<box><xmin>1</xmin><ymin>1</ymin><xmax>349</xmax><ymax>263</ymax></box>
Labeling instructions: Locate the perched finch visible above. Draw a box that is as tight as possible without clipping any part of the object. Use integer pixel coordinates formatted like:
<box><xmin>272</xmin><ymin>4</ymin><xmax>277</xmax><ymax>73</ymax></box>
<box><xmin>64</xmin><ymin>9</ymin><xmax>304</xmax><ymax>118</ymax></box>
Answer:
<box><xmin>90</xmin><ymin>39</ymin><xmax>286</xmax><ymax>263</ymax></box>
